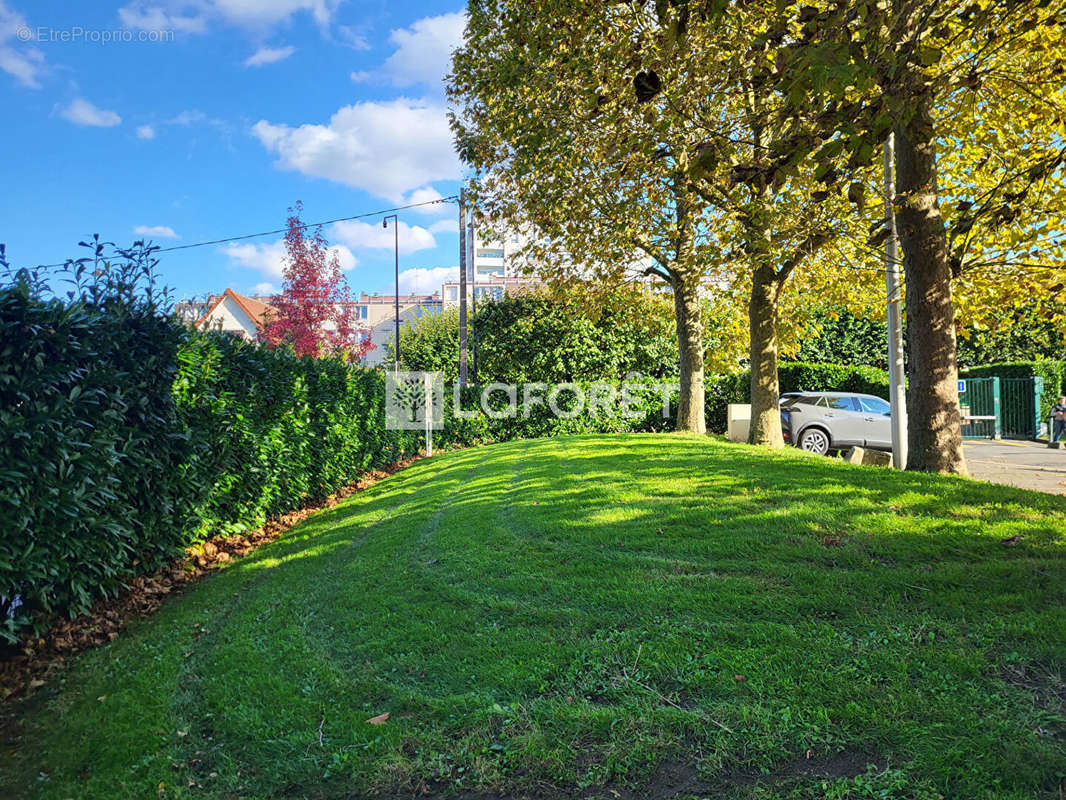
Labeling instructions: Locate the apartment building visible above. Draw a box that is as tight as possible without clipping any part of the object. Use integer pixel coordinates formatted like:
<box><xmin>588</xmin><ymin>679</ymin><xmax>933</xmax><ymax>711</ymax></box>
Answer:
<box><xmin>439</xmin><ymin>274</ymin><xmax>539</xmax><ymax>309</ymax></box>
<box><xmin>465</xmin><ymin>222</ymin><xmax>529</xmax><ymax>280</ymax></box>
<box><xmin>356</xmin><ymin>292</ymin><xmax>442</xmax><ymax>367</ymax></box>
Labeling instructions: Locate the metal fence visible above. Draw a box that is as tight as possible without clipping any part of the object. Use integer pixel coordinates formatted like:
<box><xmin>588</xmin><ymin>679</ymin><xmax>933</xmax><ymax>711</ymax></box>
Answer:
<box><xmin>1002</xmin><ymin>376</ymin><xmax>1044</xmax><ymax>439</ymax></box>
<box><xmin>959</xmin><ymin>377</ymin><xmax>1000</xmax><ymax>439</ymax></box>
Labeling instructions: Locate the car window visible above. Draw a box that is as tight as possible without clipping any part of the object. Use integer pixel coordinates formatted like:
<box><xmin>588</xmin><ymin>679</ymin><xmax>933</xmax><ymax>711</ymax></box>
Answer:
<box><xmin>859</xmin><ymin>396</ymin><xmax>891</xmax><ymax>415</ymax></box>
<box><xmin>827</xmin><ymin>396</ymin><xmax>858</xmax><ymax>411</ymax></box>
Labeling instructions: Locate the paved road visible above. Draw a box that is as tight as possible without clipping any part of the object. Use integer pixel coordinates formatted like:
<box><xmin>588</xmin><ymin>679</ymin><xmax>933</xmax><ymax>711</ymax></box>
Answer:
<box><xmin>964</xmin><ymin>439</ymin><xmax>1066</xmax><ymax>495</ymax></box>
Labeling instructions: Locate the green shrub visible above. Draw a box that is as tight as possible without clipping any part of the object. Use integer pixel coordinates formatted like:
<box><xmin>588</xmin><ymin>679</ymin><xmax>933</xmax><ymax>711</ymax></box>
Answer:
<box><xmin>175</xmin><ymin>334</ymin><xmax>421</xmax><ymax>540</ymax></box>
<box><xmin>396</xmin><ymin>288</ymin><xmax>680</xmax><ymax>383</ymax></box>
<box><xmin>0</xmin><ymin>254</ymin><xmax>421</xmax><ymax>641</ymax></box>
<box><xmin>439</xmin><ymin>379</ymin><xmax>676</xmax><ymax>446</ymax></box>
<box><xmin>0</xmin><ymin>260</ymin><xmax>196</xmax><ymax>640</ymax></box>
<box><xmin>789</xmin><ymin>308</ymin><xmax>889</xmax><ymax>370</ymax></box>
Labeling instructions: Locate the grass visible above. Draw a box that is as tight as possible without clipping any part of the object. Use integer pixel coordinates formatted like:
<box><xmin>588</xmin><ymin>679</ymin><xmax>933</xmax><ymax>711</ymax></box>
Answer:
<box><xmin>3</xmin><ymin>433</ymin><xmax>1066</xmax><ymax>800</ymax></box>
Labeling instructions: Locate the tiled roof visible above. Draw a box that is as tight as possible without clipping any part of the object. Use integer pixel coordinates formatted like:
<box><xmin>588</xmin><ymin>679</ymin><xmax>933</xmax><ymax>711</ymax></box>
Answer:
<box><xmin>195</xmin><ymin>289</ymin><xmax>277</xmax><ymax>331</ymax></box>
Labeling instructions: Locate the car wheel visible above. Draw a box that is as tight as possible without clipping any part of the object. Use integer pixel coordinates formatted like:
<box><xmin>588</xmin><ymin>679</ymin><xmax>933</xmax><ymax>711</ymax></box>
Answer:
<box><xmin>799</xmin><ymin>428</ymin><xmax>830</xmax><ymax>455</ymax></box>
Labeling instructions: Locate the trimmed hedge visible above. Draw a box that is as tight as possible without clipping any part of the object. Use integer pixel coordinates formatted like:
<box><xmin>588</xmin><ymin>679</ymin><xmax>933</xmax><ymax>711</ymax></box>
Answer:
<box><xmin>175</xmin><ymin>334</ymin><xmax>421</xmax><ymax>540</ymax></box>
<box><xmin>1</xmin><ymin>274</ymin><xmax>194</xmax><ymax>639</ymax></box>
<box><xmin>0</xmin><ymin>272</ymin><xmax>421</xmax><ymax>641</ymax></box>
<box><xmin>439</xmin><ymin>381</ymin><xmax>677</xmax><ymax>446</ymax></box>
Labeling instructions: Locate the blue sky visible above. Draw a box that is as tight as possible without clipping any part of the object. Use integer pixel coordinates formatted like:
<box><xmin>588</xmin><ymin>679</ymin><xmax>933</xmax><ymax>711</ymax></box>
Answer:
<box><xmin>0</xmin><ymin>0</ymin><xmax>466</xmax><ymax>300</ymax></box>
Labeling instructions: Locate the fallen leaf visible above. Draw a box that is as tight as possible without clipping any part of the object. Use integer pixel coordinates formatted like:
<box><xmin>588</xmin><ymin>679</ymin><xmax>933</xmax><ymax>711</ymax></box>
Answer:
<box><xmin>367</xmin><ymin>712</ymin><xmax>390</xmax><ymax>725</ymax></box>
<box><xmin>1001</xmin><ymin>534</ymin><xmax>1023</xmax><ymax>547</ymax></box>
<box><xmin>733</xmin><ymin>674</ymin><xmax>747</xmax><ymax>682</ymax></box>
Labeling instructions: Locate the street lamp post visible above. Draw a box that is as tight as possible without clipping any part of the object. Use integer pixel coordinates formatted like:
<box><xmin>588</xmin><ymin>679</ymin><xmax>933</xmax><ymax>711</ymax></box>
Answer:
<box><xmin>382</xmin><ymin>214</ymin><xmax>400</xmax><ymax>372</ymax></box>
<box><xmin>883</xmin><ymin>134</ymin><xmax>907</xmax><ymax>469</ymax></box>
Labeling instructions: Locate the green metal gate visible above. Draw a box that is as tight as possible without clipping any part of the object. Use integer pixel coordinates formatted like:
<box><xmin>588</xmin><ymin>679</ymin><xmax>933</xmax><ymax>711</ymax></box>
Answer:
<box><xmin>1002</xmin><ymin>376</ymin><xmax>1044</xmax><ymax>439</ymax></box>
<box><xmin>959</xmin><ymin>377</ymin><xmax>1000</xmax><ymax>439</ymax></box>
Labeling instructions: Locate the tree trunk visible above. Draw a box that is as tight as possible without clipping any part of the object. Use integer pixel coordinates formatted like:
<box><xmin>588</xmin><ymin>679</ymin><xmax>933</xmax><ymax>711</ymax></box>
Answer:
<box><xmin>895</xmin><ymin>104</ymin><xmax>966</xmax><ymax>474</ymax></box>
<box><xmin>747</xmin><ymin>265</ymin><xmax>784</xmax><ymax>447</ymax></box>
<box><xmin>673</xmin><ymin>272</ymin><xmax>706</xmax><ymax>433</ymax></box>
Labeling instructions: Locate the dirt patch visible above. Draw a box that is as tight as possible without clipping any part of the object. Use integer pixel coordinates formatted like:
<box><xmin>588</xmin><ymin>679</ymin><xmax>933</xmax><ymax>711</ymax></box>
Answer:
<box><xmin>717</xmin><ymin>749</ymin><xmax>882</xmax><ymax>789</ymax></box>
<box><xmin>0</xmin><ymin>455</ymin><xmax>425</xmax><ymax>702</ymax></box>
<box><xmin>378</xmin><ymin>751</ymin><xmax>883</xmax><ymax>800</ymax></box>
<box><xmin>1002</xmin><ymin>661</ymin><xmax>1066</xmax><ymax>736</ymax></box>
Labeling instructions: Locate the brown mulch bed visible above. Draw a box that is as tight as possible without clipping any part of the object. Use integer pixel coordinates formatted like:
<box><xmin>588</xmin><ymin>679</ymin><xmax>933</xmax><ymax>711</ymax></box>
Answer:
<box><xmin>0</xmin><ymin>455</ymin><xmax>423</xmax><ymax>703</ymax></box>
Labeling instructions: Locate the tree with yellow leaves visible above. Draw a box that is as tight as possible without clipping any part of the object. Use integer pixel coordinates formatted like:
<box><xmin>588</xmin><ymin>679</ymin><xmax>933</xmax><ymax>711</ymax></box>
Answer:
<box><xmin>766</xmin><ymin>0</ymin><xmax>1066</xmax><ymax>472</ymax></box>
<box><xmin>449</xmin><ymin>0</ymin><xmax>882</xmax><ymax>438</ymax></box>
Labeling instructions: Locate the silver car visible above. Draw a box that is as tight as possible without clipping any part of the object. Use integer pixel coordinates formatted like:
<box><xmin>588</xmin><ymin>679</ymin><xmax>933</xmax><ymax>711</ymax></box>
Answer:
<box><xmin>780</xmin><ymin>392</ymin><xmax>892</xmax><ymax>455</ymax></box>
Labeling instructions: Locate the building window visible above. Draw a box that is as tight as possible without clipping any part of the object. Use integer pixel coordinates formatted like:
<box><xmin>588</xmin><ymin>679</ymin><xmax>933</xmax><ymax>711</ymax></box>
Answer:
<box><xmin>478</xmin><ymin>248</ymin><xmax>504</xmax><ymax>259</ymax></box>
<box><xmin>357</xmin><ymin>305</ymin><xmax>368</xmax><ymax>319</ymax></box>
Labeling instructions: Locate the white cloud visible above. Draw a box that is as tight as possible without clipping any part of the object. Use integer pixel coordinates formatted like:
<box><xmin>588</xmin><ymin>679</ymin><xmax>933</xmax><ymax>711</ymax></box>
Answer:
<box><xmin>60</xmin><ymin>98</ymin><xmax>122</xmax><ymax>127</ymax></box>
<box><xmin>397</xmin><ymin>266</ymin><xmax>457</xmax><ymax>295</ymax></box>
<box><xmin>0</xmin><ymin>2</ymin><xmax>45</xmax><ymax>88</ymax></box>
<box><xmin>136</xmin><ymin>124</ymin><xmax>156</xmax><ymax>139</ymax></box>
<box><xmin>118</xmin><ymin>1</ymin><xmax>340</xmax><ymax>35</ymax></box>
<box><xmin>253</xmin><ymin>281</ymin><xmax>277</xmax><ymax>295</ymax></box>
<box><xmin>331</xmin><ymin>219</ymin><xmax>436</xmax><ymax>255</ymax></box>
<box><xmin>255</xmin><ymin>99</ymin><xmax>460</xmax><ymax>203</ymax></box>
<box><xmin>379</xmin><ymin>12</ymin><xmax>465</xmax><ymax>90</ymax></box>
<box><xmin>252</xmin><ymin>98</ymin><xmax>459</xmax><ymax>202</ymax></box>
<box><xmin>337</xmin><ymin>24</ymin><xmax>369</xmax><ymax>50</ymax></box>
<box><xmin>211</xmin><ymin>0</ymin><xmax>339</xmax><ymax>28</ymax></box>
<box><xmin>169</xmin><ymin>109</ymin><xmax>206</xmax><ymax>125</ymax></box>
<box><xmin>428</xmin><ymin>219</ymin><xmax>459</xmax><ymax>235</ymax></box>
<box><xmin>134</xmin><ymin>224</ymin><xmax>179</xmax><ymax>239</ymax></box>
<box><xmin>405</xmin><ymin>186</ymin><xmax>453</xmax><ymax>215</ymax></box>
<box><xmin>244</xmin><ymin>45</ymin><xmax>295</xmax><ymax>67</ymax></box>
<box><xmin>117</xmin><ymin>4</ymin><xmax>208</xmax><ymax>34</ymax></box>
<box><xmin>222</xmin><ymin>238</ymin><xmax>357</xmax><ymax>279</ymax></box>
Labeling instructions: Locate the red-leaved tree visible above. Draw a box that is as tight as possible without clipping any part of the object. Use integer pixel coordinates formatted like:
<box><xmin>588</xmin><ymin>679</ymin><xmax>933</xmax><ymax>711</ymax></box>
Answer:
<box><xmin>262</xmin><ymin>203</ymin><xmax>371</xmax><ymax>359</ymax></box>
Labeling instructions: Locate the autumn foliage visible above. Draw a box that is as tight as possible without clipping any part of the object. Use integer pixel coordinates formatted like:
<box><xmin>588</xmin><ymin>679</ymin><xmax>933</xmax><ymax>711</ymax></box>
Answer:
<box><xmin>262</xmin><ymin>203</ymin><xmax>370</xmax><ymax>359</ymax></box>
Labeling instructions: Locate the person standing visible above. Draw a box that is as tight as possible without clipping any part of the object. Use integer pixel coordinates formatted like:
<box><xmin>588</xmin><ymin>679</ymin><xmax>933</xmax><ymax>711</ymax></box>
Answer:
<box><xmin>1052</xmin><ymin>396</ymin><xmax>1066</xmax><ymax>443</ymax></box>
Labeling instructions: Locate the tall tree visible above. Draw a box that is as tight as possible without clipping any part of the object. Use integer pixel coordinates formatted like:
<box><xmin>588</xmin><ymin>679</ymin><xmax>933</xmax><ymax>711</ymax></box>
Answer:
<box><xmin>764</xmin><ymin>0</ymin><xmax>1066</xmax><ymax>472</ymax></box>
<box><xmin>449</xmin><ymin>0</ymin><xmax>880</xmax><ymax>438</ymax></box>
<box><xmin>262</xmin><ymin>203</ymin><xmax>369</xmax><ymax>359</ymax></box>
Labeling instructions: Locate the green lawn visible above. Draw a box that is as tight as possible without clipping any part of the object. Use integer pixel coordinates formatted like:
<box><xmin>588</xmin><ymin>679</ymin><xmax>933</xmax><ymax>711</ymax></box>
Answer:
<box><xmin>3</xmin><ymin>434</ymin><xmax>1066</xmax><ymax>799</ymax></box>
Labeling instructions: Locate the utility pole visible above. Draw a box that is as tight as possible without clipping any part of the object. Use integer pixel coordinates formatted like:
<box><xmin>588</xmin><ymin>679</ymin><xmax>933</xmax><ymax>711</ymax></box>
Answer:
<box><xmin>458</xmin><ymin>189</ymin><xmax>468</xmax><ymax>387</ymax></box>
<box><xmin>884</xmin><ymin>134</ymin><xmax>908</xmax><ymax>469</ymax></box>
<box><xmin>469</xmin><ymin>211</ymin><xmax>478</xmax><ymax>383</ymax></box>
<box><xmin>382</xmin><ymin>214</ymin><xmax>400</xmax><ymax>372</ymax></box>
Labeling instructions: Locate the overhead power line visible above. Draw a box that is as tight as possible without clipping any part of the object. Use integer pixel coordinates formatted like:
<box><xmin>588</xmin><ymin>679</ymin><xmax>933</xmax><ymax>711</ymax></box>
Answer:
<box><xmin>29</xmin><ymin>196</ymin><xmax>460</xmax><ymax>269</ymax></box>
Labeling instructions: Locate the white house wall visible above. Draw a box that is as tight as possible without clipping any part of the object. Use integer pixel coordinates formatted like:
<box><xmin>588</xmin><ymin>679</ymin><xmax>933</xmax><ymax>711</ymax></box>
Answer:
<box><xmin>199</xmin><ymin>295</ymin><xmax>258</xmax><ymax>339</ymax></box>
